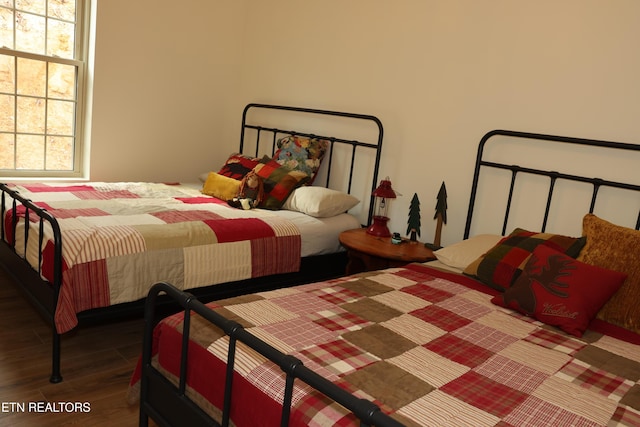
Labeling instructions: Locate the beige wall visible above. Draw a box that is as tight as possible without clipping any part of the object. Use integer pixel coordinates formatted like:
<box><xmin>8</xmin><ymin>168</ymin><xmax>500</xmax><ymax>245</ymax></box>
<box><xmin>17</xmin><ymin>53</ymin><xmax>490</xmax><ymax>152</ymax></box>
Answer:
<box><xmin>90</xmin><ymin>0</ymin><xmax>247</xmax><ymax>182</ymax></box>
<box><xmin>90</xmin><ymin>0</ymin><xmax>640</xmax><ymax>244</ymax></box>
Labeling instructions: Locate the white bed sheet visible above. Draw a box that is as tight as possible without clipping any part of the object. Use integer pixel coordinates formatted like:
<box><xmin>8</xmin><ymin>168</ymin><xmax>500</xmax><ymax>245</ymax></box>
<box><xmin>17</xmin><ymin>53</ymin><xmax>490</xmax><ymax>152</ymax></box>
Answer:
<box><xmin>270</xmin><ymin>209</ymin><xmax>361</xmax><ymax>257</ymax></box>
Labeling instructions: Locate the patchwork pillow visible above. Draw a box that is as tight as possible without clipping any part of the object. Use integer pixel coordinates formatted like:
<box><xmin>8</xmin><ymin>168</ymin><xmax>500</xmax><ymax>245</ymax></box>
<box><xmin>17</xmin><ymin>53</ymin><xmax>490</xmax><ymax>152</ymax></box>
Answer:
<box><xmin>253</xmin><ymin>156</ymin><xmax>310</xmax><ymax>210</ymax></box>
<box><xmin>274</xmin><ymin>136</ymin><xmax>329</xmax><ymax>184</ymax></box>
<box><xmin>217</xmin><ymin>153</ymin><xmax>261</xmax><ymax>180</ymax></box>
<box><xmin>491</xmin><ymin>245</ymin><xmax>627</xmax><ymax>337</ymax></box>
<box><xmin>434</xmin><ymin>234</ymin><xmax>503</xmax><ymax>270</ymax></box>
<box><xmin>201</xmin><ymin>172</ymin><xmax>242</xmax><ymax>201</ymax></box>
<box><xmin>283</xmin><ymin>186</ymin><xmax>359</xmax><ymax>218</ymax></box>
<box><xmin>577</xmin><ymin>214</ymin><xmax>640</xmax><ymax>333</ymax></box>
<box><xmin>463</xmin><ymin>228</ymin><xmax>586</xmax><ymax>292</ymax></box>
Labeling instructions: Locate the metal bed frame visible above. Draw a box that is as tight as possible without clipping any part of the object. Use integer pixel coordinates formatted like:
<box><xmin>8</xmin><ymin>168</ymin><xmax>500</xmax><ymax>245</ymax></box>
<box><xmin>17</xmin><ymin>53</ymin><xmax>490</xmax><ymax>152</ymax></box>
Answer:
<box><xmin>464</xmin><ymin>129</ymin><xmax>640</xmax><ymax>239</ymax></box>
<box><xmin>137</xmin><ymin>129</ymin><xmax>640</xmax><ymax>427</ymax></box>
<box><xmin>241</xmin><ymin>103</ymin><xmax>384</xmax><ymax>225</ymax></box>
<box><xmin>0</xmin><ymin>104</ymin><xmax>384</xmax><ymax>383</ymax></box>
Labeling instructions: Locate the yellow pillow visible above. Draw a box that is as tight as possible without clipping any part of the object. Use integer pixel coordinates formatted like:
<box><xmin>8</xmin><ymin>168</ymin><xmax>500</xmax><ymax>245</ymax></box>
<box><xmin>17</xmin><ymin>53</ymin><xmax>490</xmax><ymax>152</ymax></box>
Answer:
<box><xmin>577</xmin><ymin>214</ymin><xmax>640</xmax><ymax>333</ymax></box>
<box><xmin>201</xmin><ymin>172</ymin><xmax>241</xmax><ymax>201</ymax></box>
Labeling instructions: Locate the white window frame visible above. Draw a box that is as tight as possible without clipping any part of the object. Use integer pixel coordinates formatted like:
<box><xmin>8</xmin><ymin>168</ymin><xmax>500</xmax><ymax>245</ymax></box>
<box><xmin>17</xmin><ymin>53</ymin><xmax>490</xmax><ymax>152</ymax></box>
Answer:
<box><xmin>0</xmin><ymin>0</ymin><xmax>93</xmax><ymax>179</ymax></box>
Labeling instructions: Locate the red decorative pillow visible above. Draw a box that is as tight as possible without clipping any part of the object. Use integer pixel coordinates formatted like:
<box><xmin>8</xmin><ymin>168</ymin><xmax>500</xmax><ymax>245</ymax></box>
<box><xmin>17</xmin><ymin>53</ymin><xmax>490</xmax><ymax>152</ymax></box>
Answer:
<box><xmin>491</xmin><ymin>245</ymin><xmax>627</xmax><ymax>337</ymax></box>
<box><xmin>217</xmin><ymin>153</ymin><xmax>261</xmax><ymax>180</ymax></box>
<box><xmin>463</xmin><ymin>228</ymin><xmax>586</xmax><ymax>292</ymax></box>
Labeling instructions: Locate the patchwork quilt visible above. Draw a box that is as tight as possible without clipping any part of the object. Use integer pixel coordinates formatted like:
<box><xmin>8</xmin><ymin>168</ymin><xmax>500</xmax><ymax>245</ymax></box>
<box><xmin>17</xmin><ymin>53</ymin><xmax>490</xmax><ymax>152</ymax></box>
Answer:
<box><xmin>3</xmin><ymin>182</ymin><xmax>301</xmax><ymax>333</ymax></box>
<box><xmin>129</xmin><ymin>263</ymin><xmax>640</xmax><ymax>427</ymax></box>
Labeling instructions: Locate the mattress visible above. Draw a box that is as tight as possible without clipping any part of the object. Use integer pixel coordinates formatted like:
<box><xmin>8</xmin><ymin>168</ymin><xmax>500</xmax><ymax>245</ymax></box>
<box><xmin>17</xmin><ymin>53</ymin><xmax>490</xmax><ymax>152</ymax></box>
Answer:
<box><xmin>270</xmin><ymin>209</ymin><xmax>360</xmax><ymax>257</ymax></box>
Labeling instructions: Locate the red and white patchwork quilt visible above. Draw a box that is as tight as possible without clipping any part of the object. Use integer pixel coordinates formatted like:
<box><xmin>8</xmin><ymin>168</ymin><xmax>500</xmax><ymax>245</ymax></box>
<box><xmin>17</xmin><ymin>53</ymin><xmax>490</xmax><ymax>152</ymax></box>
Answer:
<box><xmin>129</xmin><ymin>263</ymin><xmax>640</xmax><ymax>427</ymax></box>
<box><xmin>3</xmin><ymin>182</ymin><xmax>301</xmax><ymax>333</ymax></box>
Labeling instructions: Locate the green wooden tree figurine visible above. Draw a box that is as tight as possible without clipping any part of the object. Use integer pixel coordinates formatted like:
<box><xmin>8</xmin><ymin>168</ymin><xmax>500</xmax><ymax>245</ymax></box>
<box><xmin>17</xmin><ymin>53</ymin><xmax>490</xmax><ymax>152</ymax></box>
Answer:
<box><xmin>433</xmin><ymin>182</ymin><xmax>447</xmax><ymax>248</ymax></box>
<box><xmin>406</xmin><ymin>193</ymin><xmax>421</xmax><ymax>241</ymax></box>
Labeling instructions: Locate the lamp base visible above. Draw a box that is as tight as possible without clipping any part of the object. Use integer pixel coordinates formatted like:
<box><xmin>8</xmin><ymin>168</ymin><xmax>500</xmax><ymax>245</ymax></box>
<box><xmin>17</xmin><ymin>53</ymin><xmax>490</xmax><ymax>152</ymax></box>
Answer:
<box><xmin>366</xmin><ymin>216</ymin><xmax>391</xmax><ymax>237</ymax></box>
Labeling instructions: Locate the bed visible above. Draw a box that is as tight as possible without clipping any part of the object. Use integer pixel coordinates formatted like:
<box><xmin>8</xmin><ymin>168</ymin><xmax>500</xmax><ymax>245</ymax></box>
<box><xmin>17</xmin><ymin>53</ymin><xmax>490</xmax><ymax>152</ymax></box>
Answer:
<box><xmin>0</xmin><ymin>103</ymin><xmax>384</xmax><ymax>383</ymax></box>
<box><xmin>130</xmin><ymin>130</ymin><xmax>640</xmax><ymax>426</ymax></box>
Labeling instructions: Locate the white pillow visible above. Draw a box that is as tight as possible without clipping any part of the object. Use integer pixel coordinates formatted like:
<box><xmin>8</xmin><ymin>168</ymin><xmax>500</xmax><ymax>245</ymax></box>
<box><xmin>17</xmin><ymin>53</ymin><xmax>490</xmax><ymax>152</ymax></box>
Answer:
<box><xmin>283</xmin><ymin>187</ymin><xmax>359</xmax><ymax>218</ymax></box>
<box><xmin>434</xmin><ymin>234</ymin><xmax>503</xmax><ymax>270</ymax></box>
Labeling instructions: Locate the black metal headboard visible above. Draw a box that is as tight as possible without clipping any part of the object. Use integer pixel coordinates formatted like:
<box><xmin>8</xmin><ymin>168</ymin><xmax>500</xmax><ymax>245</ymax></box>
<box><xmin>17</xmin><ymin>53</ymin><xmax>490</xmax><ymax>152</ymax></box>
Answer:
<box><xmin>464</xmin><ymin>130</ymin><xmax>640</xmax><ymax>239</ymax></box>
<box><xmin>239</xmin><ymin>103</ymin><xmax>384</xmax><ymax>226</ymax></box>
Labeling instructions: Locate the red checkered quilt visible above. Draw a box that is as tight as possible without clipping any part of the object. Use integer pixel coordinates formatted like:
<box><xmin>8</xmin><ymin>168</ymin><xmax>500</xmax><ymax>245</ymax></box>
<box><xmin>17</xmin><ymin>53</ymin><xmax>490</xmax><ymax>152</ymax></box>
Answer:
<box><xmin>128</xmin><ymin>263</ymin><xmax>640</xmax><ymax>426</ymax></box>
<box><xmin>3</xmin><ymin>182</ymin><xmax>301</xmax><ymax>333</ymax></box>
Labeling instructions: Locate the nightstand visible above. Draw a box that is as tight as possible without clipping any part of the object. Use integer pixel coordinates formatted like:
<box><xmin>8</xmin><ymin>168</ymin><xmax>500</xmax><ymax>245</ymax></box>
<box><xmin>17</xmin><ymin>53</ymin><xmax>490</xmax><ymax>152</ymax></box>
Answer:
<box><xmin>339</xmin><ymin>228</ymin><xmax>436</xmax><ymax>275</ymax></box>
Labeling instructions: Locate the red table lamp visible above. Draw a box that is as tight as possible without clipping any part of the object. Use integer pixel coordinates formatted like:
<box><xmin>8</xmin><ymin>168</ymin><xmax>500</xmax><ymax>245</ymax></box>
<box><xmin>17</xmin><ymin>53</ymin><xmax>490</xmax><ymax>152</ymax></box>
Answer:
<box><xmin>366</xmin><ymin>177</ymin><xmax>397</xmax><ymax>237</ymax></box>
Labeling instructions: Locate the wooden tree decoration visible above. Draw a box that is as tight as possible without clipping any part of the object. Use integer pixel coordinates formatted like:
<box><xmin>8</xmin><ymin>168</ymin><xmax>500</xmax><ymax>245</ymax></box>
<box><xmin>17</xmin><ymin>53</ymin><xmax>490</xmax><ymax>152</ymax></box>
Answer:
<box><xmin>406</xmin><ymin>193</ymin><xmax>421</xmax><ymax>241</ymax></box>
<box><xmin>433</xmin><ymin>182</ymin><xmax>447</xmax><ymax>248</ymax></box>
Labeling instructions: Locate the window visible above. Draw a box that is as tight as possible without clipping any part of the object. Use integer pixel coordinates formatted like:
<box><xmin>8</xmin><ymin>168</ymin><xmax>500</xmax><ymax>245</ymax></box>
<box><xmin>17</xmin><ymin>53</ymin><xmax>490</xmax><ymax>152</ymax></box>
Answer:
<box><xmin>0</xmin><ymin>0</ymin><xmax>90</xmax><ymax>178</ymax></box>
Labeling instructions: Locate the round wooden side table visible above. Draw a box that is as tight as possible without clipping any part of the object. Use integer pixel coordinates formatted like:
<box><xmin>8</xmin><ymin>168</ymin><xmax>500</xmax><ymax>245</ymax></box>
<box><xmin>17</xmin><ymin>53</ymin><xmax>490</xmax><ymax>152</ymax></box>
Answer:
<box><xmin>339</xmin><ymin>228</ymin><xmax>436</xmax><ymax>275</ymax></box>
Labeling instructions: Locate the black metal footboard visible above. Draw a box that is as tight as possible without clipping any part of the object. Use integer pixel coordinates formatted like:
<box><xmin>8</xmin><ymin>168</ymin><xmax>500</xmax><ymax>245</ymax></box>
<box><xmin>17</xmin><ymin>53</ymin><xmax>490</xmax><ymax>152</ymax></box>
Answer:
<box><xmin>139</xmin><ymin>282</ymin><xmax>405</xmax><ymax>427</ymax></box>
<box><xmin>0</xmin><ymin>183</ymin><xmax>64</xmax><ymax>383</ymax></box>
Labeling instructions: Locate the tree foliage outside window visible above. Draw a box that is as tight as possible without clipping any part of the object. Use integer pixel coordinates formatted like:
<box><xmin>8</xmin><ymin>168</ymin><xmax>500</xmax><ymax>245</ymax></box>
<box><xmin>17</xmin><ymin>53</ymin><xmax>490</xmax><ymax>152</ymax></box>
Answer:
<box><xmin>0</xmin><ymin>0</ymin><xmax>89</xmax><ymax>177</ymax></box>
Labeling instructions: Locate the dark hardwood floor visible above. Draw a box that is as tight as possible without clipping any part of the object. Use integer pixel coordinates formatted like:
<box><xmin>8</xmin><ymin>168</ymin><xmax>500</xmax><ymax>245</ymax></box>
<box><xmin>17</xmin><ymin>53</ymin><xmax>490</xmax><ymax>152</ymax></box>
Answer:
<box><xmin>0</xmin><ymin>267</ymin><xmax>151</xmax><ymax>426</ymax></box>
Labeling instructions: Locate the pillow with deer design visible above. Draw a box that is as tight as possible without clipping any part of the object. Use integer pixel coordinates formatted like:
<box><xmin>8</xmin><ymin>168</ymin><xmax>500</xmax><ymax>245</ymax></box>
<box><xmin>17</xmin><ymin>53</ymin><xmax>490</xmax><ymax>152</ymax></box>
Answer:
<box><xmin>463</xmin><ymin>228</ymin><xmax>586</xmax><ymax>292</ymax></box>
<box><xmin>491</xmin><ymin>245</ymin><xmax>626</xmax><ymax>337</ymax></box>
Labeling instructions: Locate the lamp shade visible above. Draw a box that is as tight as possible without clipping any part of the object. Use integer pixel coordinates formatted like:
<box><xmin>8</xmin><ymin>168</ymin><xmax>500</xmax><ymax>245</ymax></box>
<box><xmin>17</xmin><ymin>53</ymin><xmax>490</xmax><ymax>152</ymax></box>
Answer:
<box><xmin>372</xmin><ymin>179</ymin><xmax>397</xmax><ymax>199</ymax></box>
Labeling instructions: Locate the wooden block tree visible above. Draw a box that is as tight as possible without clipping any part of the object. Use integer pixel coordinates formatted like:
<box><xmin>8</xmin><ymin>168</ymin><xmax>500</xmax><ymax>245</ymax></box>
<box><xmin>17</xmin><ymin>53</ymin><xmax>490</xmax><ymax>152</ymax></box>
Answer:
<box><xmin>433</xmin><ymin>182</ymin><xmax>447</xmax><ymax>248</ymax></box>
<box><xmin>406</xmin><ymin>193</ymin><xmax>421</xmax><ymax>241</ymax></box>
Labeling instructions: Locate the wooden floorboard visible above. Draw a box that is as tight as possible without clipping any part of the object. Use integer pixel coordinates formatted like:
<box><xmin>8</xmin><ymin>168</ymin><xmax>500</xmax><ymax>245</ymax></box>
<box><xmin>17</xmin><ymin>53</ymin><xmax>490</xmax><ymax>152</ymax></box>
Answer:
<box><xmin>0</xmin><ymin>268</ymin><xmax>153</xmax><ymax>426</ymax></box>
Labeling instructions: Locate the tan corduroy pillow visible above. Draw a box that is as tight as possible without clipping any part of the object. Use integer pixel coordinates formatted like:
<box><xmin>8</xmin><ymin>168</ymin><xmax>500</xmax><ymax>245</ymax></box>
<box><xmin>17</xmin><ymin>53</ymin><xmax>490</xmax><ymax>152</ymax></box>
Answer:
<box><xmin>577</xmin><ymin>213</ymin><xmax>640</xmax><ymax>333</ymax></box>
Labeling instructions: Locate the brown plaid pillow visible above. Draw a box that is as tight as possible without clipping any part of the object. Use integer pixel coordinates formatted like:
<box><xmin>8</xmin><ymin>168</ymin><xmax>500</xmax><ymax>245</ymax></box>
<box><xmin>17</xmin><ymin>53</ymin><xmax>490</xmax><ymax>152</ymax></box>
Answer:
<box><xmin>253</xmin><ymin>156</ymin><xmax>309</xmax><ymax>210</ymax></box>
<box><xmin>463</xmin><ymin>228</ymin><xmax>586</xmax><ymax>292</ymax></box>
